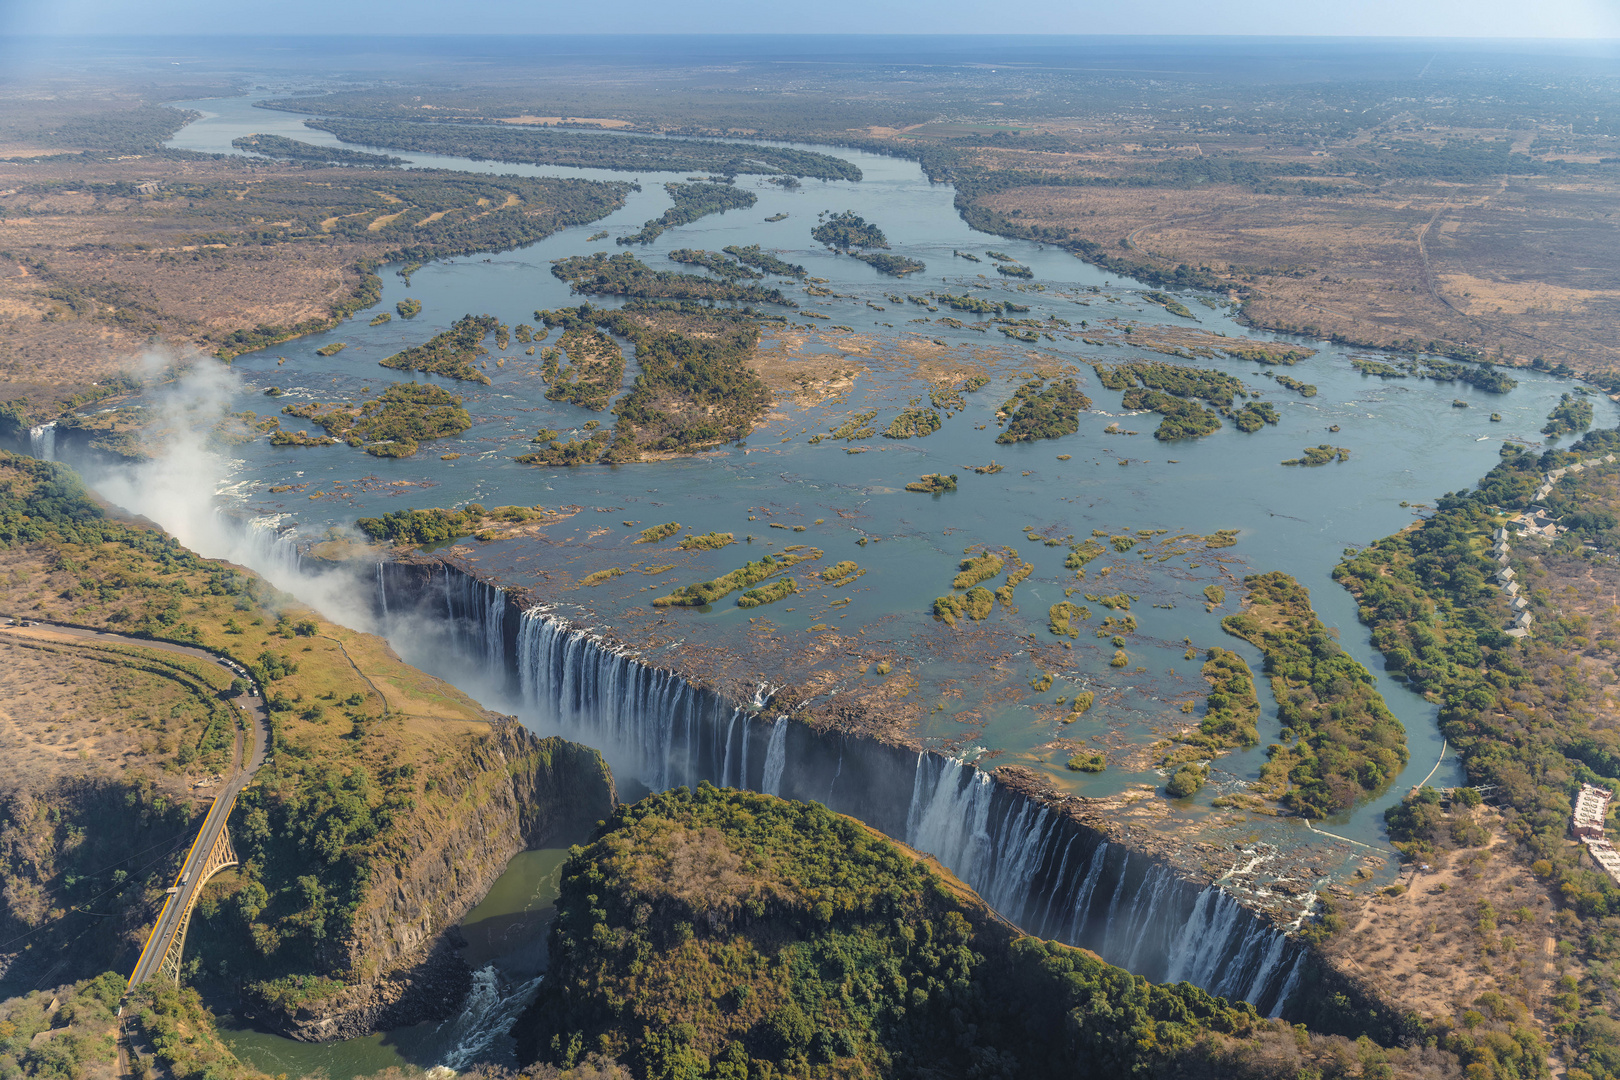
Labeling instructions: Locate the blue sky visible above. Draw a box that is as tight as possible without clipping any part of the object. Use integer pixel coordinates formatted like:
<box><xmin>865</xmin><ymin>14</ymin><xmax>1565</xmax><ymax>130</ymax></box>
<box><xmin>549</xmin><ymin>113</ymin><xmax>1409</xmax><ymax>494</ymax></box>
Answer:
<box><xmin>6</xmin><ymin>0</ymin><xmax>1620</xmax><ymax>38</ymax></box>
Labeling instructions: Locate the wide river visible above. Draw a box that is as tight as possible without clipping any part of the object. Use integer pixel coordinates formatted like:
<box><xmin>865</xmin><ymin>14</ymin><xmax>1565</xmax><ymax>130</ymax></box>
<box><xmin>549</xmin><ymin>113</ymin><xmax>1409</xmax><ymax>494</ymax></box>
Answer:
<box><xmin>156</xmin><ymin>95</ymin><xmax>1617</xmax><ymax>836</ymax></box>
<box><xmin>104</xmin><ymin>90</ymin><xmax>1609</xmax><ymax>1073</ymax></box>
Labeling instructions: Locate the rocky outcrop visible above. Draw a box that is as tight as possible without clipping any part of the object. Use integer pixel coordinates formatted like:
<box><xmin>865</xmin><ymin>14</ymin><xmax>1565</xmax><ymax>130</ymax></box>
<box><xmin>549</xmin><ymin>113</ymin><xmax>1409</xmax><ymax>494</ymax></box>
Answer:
<box><xmin>269</xmin><ymin>722</ymin><xmax>616</xmax><ymax>1042</ymax></box>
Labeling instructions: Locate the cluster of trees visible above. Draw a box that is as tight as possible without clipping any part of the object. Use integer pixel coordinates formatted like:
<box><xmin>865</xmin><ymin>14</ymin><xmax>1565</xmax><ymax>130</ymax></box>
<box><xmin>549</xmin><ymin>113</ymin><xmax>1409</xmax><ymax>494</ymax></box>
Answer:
<box><xmin>551</xmin><ymin>252</ymin><xmax>796</xmax><ymax>308</ymax></box>
<box><xmin>884</xmin><ymin>408</ymin><xmax>942</xmax><ymax>439</ymax></box>
<box><xmin>514</xmin><ymin>784</ymin><xmax>1470</xmax><ymax>1080</ymax></box>
<box><xmin>651</xmin><ymin>549</ymin><xmax>818</xmax><ymax>607</ymax></box>
<box><xmin>668</xmin><ymin>249</ymin><xmax>765</xmax><ymax>281</ymax></box>
<box><xmin>279</xmin><ymin>382</ymin><xmax>471</xmax><ymax>457</ymax></box>
<box><xmin>355</xmin><ymin>503</ymin><xmax>546</xmax><ymax>545</ymax></box>
<box><xmin>1544</xmin><ymin>392</ymin><xmax>1595</xmax><ymax>437</ymax></box>
<box><xmin>1333</xmin><ymin>435</ymin><xmax>1620</xmax><ymax>1074</ymax></box>
<box><xmin>1161</xmin><ymin>647</ymin><xmax>1262</xmax><ymax>771</ymax></box>
<box><xmin>527</xmin><ymin>302</ymin><xmax>774</xmax><ymax>461</ymax></box>
<box><xmin>545</xmin><ymin>326</ymin><xmax>626</xmax><ymax>412</ymax></box>
<box><xmin>303</xmin><ymin>118</ymin><xmax>863</xmax><ymax>179</ymax></box>
<box><xmin>1221</xmin><ymin>571</ymin><xmax>1409</xmax><ymax>816</ymax></box>
<box><xmin>379</xmin><ymin>313</ymin><xmax>498</xmax><ymax>383</ymax></box>
<box><xmin>618</xmin><ymin>182</ymin><xmax>757</xmax><ymax>245</ymax></box>
<box><xmin>850</xmin><ymin>251</ymin><xmax>926</xmax><ymax>276</ymax></box>
<box><xmin>230</xmin><ymin>133</ymin><xmax>405</xmax><ymax>166</ymax></box>
<box><xmin>723</xmin><ymin>244</ymin><xmax>806</xmax><ymax>277</ymax></box>
<box><xmin>811</xmin><ymin>210</ymin><xmax>889</xmax><ymax>249</ymax></box>
<box><xmin>995</xmin><ymin>378</ymin><xmax>1091</xmax><ymax>443</ymax></box>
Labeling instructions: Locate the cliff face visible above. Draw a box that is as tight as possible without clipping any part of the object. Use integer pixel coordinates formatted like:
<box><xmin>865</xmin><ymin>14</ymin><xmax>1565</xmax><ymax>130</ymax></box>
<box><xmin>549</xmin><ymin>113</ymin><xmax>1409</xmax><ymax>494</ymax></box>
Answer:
<box><xmin>272</xmin><ymin>722</ymin><xmax>616</xmax><ymax>1041</ymax></box>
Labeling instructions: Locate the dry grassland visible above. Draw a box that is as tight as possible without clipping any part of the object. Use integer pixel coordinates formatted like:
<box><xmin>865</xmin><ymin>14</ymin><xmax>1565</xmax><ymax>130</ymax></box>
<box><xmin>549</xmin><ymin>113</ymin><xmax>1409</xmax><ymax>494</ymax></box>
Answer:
<box><xmin>1322</xmin><ymin>812</ymin><xmax>1574</xmax><ymax>1045</ymax></box>
<box><xmin>977</xmin><ymin>168</ymin><xmax>1620</xmax><ymax>375</ymax></box>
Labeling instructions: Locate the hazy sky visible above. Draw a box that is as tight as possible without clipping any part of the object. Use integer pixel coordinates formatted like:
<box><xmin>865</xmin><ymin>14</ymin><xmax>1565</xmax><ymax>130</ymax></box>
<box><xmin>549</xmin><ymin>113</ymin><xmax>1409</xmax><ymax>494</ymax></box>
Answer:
<box><xmin>6</xmin><ymin>0</ymin><xmax>1620</xmax><ymax>38</ymax></box>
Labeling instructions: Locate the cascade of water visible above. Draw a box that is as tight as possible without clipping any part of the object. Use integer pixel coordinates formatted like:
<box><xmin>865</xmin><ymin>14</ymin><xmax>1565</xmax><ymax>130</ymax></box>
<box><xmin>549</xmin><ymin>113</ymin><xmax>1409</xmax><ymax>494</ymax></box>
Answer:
<box><xmin>720</xmin><ymin>711</ymin><xmax>740</xmax><ymax>787</ymax></box>
<box><xmin>1102</xmin><ymin>852</ymin><xmax>1132</xmax><ymax>945</ymax></box>
<box><xmin>1121</xmin><ymin>867</ymin><xmax>1175</xmax><ymax>971</ymax></box>
<box><xmin>377</xmin><ymin>563</ymin><xmax>389</xmax><ymax>617</ymax></box>
<box><xmin>761</xmin><ymin>716</ymin><xmax>789</xmax><ymax>796</ymax></box>
<box><xmin>1064</xmin><ymin>841</ymin><xmax>1108</xmax><ymax>941</ymax></box>
<box><xmin>436</xmin><ymin>966</ymin><xmax>544</xmax><ymax>1070</ymax></box>
<box><xmin>905</xmin><ymin>757</ymin><xmax>996</xmax><ymax>891</ymax></box>
<box><xmin>1269</xmin><ymin>953</ymin><xmax>1307</xmax><ymax>1018</ymax></box>
<box><xmin>1034</xmin><ymin>836</ymin><xmax>1077</xmax><ymax>938</ymax></box>
<box><xmin>501</xmin><ymin>608</ymin><xmax>1304</xmax><ymax>1013</ymax></box>
<box><xmin>27</xmin><ymin>422</ymin><xmax>56</xmax><ymax>462</ymax></box>
<box><xmin>1242</xmin><ymin>927</ymin><xmax>1291</xmax><ymax>1005</ymax></box>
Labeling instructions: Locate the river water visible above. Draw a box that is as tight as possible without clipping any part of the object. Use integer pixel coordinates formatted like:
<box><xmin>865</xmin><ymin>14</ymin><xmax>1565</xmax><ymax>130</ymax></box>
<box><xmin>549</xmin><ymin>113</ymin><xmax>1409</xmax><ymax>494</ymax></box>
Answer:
<box><xmin>161</xmin><ymin>94</ymin><xmax>1613</xmax><ymax>837</ymax></box>
<box><xmin>57</xmin><ymin>92</ymin><xmax>1610</xmax><ymax>1072</ymax></box>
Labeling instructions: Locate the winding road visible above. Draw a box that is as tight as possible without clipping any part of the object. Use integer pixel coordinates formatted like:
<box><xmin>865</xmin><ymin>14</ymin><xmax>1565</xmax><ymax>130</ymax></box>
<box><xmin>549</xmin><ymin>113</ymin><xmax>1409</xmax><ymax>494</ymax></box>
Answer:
<box><xmin>0</xmin><ymin>620</ymin><xmax>270</xmax><ymax>987</ymax></box>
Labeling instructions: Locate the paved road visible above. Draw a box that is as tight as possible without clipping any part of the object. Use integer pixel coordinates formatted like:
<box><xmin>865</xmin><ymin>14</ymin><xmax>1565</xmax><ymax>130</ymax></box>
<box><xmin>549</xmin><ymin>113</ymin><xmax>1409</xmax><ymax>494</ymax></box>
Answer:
<box><xmin>0</xmin><ymin>620</ymin><xmax>270</xmax><ymax>986</ymax></box>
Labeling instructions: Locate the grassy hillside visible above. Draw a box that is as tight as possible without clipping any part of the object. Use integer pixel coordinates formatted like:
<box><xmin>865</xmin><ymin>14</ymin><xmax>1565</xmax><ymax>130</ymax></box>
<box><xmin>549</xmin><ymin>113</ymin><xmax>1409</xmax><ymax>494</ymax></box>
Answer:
<box><xmin>0</xmin><ymin>451</ymin><xmax>613</xmax><ymax>1028</ymax></box>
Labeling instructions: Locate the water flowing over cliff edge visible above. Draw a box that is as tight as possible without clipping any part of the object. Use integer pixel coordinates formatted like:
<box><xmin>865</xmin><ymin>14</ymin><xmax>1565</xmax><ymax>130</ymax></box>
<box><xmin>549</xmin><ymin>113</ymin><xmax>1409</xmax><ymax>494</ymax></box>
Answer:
<box><xmin>373</xmin><ymin>557</ymin><xmax>1324</xmax><ymax>1019</ymax></box>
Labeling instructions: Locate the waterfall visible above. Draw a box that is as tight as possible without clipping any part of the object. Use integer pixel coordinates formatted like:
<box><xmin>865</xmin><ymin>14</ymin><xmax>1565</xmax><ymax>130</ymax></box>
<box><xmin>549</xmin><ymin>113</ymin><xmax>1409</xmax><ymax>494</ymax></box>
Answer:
<box><xmin>761</xmin><ymin>716</ymin><xmax>788</xmax><ymax>796</ymax></box>
<box><xmin>378</xmin><ymin>563</ymin><xmax>389</xmax><ymax>616</ymax></box>
<box><xmin>1269</xmin><ymin>953</ymin><xmax>1306</xmax><ymax>1018</ymax></box>
<box><xmin>486</xmin><ymin>606</ymin><xmax>1310</xmax><ymax>1014</ymax></box>
<box><xmin>27</xmin><ymin>422</ymin><xmax>56</xmax><ymax>462</ymax></box>
<box><xmin>435</xmin><ymin>965</ymin><xmax>543</xmax><ymax>1070</ymax></box>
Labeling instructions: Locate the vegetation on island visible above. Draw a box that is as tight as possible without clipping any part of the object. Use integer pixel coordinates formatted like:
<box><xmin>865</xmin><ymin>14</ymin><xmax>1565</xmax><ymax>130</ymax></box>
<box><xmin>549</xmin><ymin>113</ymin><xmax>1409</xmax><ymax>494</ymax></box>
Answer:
<box><xmin>523</xmin><ymin>303</ymin><xmax>770</xmax><ymax>462</ymax></box>
<box><xmin>1543</xmin><ymin>392</ymin><xmax>1594</xmax><ymax>437</ymax></box>
<box><xmin>302</xmin><ymin>118</ymin><xmax>863</xmax><ymax>179</ymax></box>
<box><xmin>1282</xmin><ymin>445</ymin><xmax>1351</xmax><ymax>466</ymax></box>
<box><xmin>904</xmin><ymin>473</ymin><xmax>957</xmax><ymax>494</ymax></box>
<box><xmin>737</xmin><ymin>578</ymin><xmax>797</xmax><ymax>608</ymax></box>
<box><xmin>1093</xmin><ymin>360</ymin><xmax>1252</xmax><ymax>441</ymax></box>
<box><xmin>722</xmin><ymin>244</ymin><xmax>806</xmax><ymax>278</ymax></box>
<box><xmin>934</xmin><ymin>585</ymin><xmax>995</xmax><ymax>625</ymax></box>
<box><xmin>1161</xmin><ymin>648</ymin><xmax>1261</xmax><ymax>771</ymax></box>
<box><xmin>551</xmin><ymin>252</ymin><xmax>796</xmax><ymax>307</ymax></box>
<box><xmin>278</xmin><ymin>382</ymin><xmax>471</xmax><ymax>457</ymax></box>
<box><xmin>996</xmin><ymin>378</ymin><xmax>1091</xmax><ymax>443</ymax></box>
<box><xmin>618</xmin><ymin>182</ymin><xmax>758</xmax><ymax>245</ymax></box>
<box><xmin>635</xmin><ymin>522</ymin><xmax>682</xmax><ymax>544</ymax></box>
<box><xmin>315</xmin><ymin>342</ymin><xmax>347</xmax><ymax>357</ymax></box>
<box><xmin>231</xmin><ymin>133</ymin><xmax>404</xmax><ymax>167</ymax></box>
<box><xmin>952</xmin><ymin>550</ymin><xmax>1005</xmax><ymax>589</ymax></box>
<box><xmin>819</xmin><ymin>561</ymin><xmax>863</xmax><ymax>585</ymax></box>
<box><xmin>356</xmin><ymin>501</ymin><xmax>549</xmax><ymax>545</ymax></box>
<box><xmin>379</xmin><ymin>313</ymin><xmax>497</xmax><ymax>383</ymax></box>
<box><xmin>850</xmin><ymin>252</ymin><xmax>926</xmax><ymax>276</ymax></box>
<box><xmin>510</xmin><ymin>783</ymin><xmax>1419</xmax><ymax>1080</ymax></box>
<box><xmin>517</xmin><ymin>430</ymin><xmax>611</xmax><ymax>467</ymax></box>
<box><xmin>1144</xmin><ymin>290</ymin><xmax>1195</xmax><ymax>318</ymax></box>
<box><xmin>1047</xmin><ymin>601</ymin><xmax>1092</xmax><ymax>637</ymax></box>
<box><xmin>1350</xmin><ymin>355</ymin><xmax>1520</xmax><ymax>393</ymax></box>
<box><xmin>679</xmin><ymin>532</ymin><xmax>736</xmax><ymax>551</ymax></box>
<box><xmin>543</xmin><ymin>324</ymin><xmax>625</xmax><ymax>411</ymax></box>
<box><xmin>995</xmin><ymin>262</ymin><xmax>1034</xmax><ymax>279</ymax></box>
<box><xmin>1272</xmin><ymin>374</ymin><xmax>1317</xmax><ymax>397</ymax></box>
<box><xmin>1230</xmin><ymin>401</ymin><xmax>1280</xmax><ymax>432</ymax></box>
<box><xmin>885</xmin><ymin>409</ymin><xmax>942</xmax><ymax>439</ymax></box>
<box><xmin>1067</xmin><ymin>752</ymin><xmax>1107</xmax><ymax>772</ymax></box>
<box><xmin>668</xmin><ymin>249</ymin><xmax>765</xmax><ymax>281</ymax></box>
<box><xmin>653</xmin><ymin>548</ymin><xmax>821</xmax><ymax>607</ymax></box>
<box><xmin>812</xmin><ymin>210</ymin><xmax>889</xmax><ymax>250</ymax></box>
<box><xmin>369</xmin><ymin>312</ymin><xmax>391</xmax><ymax>326</ymax></box>
<box><xmin>1221</xmin><ymin>571</ymin><xmax>1408</xmax><ymax>816</ymax></box>
<box><xmin>396</xmin><ymin>298</ymin><xmax>422</xmax><ymax>318</ymax></box>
